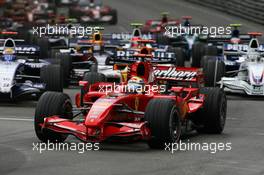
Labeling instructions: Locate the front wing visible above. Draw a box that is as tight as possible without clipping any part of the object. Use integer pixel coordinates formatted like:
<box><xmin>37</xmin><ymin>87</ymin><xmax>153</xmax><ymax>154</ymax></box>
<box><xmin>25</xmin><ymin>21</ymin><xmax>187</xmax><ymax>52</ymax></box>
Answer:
<box><xmin>220</xmin><ymin>77</ymin><xmax>264</xmax><ymax>96</ymax></box>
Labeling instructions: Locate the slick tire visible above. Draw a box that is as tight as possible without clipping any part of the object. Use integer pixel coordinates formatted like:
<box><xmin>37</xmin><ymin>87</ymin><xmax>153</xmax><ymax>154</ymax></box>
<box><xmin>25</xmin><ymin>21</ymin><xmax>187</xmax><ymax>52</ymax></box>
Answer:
<box><xmin>203</xmin><ymin>56</ymin><xmax>225</xmax><ymax>87</ymax></box>
<box><xmin>83</xmin><ymin>72</ymin><xmax>106</xmax><ymax>90</ymax></box>
<box><xmin>145</xmin><ymin>98</ymin><xmax>181</xmax><ymax>149</ymax></box>
<box><xmin>37</xmin><ymin>37</ymin><xmax>50</xmax><ymax>59</ymax></box>
<box><xmin>34</xmin><ymin>92</ymin><xmax>73</xmax><ymax>142</ymax></box>
<box><xmin>90</xmin><ymin>64</ymin><xmax>98</xmax><ymax>72</ymax></box>
<box><xmin>109</xmin><ymin>9</ymin><xmax>118</xmax><ymax>25</ymax></box>
<box><xmin>196</xmin><ymin>87</ymin><xmax>227</xmax><ymax>134</ymax></box>
<box><xmin>41</xmin><ymin>65</ymin><xmax>63</xmax><ymax>92</ymax></box>
<box><xmin>56</xmin><ymin>53</ymin><xmax>72</xmax><ymax>87</ymax></box>
<box><xmin>204</xmin><ymin>45</ymin><xmax>218</xmax><ymax>56</ymax></box>
<box><xmin>172</xmin><ymin>47</ymin><xmax>185</xmax><ymax>66</ymax></box>
<box><xmin>156</xmin><ymin>33</ymin><xmax>170</xmax><ymax>45</ymax></box>
<box><xmin>191</xmin><ymin>42</ymin><xmax>205</xmax><ymax>67</ymax></box>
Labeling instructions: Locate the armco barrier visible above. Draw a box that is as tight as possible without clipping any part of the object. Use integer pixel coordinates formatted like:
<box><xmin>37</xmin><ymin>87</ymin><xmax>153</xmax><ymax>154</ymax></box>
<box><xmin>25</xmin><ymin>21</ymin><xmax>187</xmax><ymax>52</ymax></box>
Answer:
<box><xmin>186</xmin><ymin>0</ymin><xmax>264</xmax><ymax>25</ymax></box>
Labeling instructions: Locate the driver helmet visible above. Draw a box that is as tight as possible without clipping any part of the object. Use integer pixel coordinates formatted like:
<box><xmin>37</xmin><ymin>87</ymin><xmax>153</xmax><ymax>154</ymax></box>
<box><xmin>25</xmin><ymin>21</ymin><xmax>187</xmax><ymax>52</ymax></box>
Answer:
<box><xmin>127</xmin><ymin>76</ymin><xmax>145</xmax><ymax>93</ymax></box>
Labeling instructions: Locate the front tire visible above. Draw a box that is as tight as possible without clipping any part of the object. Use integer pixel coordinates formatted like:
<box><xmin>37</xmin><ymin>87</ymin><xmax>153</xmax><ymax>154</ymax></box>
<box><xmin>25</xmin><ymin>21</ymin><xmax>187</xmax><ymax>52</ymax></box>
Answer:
<box><xmin>145</xmin><ymin>98</ymin><xmax>181</xmax><ymax>149</ymax></box>
<box><xmin>34</xmin><ymin>92</ymin><xmax>73</xmax><ymax>142</ymax></box>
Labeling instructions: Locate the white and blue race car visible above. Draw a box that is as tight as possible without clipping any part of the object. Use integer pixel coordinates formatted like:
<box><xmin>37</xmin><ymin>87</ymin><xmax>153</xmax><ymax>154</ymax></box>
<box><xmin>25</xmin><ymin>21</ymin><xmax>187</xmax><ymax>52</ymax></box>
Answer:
<box><xmin>0</xmin><ymin>38</ymin><xmax>63</xmax><ymax>100</ymax></box>
<box><xmin>220</xmin><ymin>33</ymin><xmax>264</xmax><ymax>96</ymax></box>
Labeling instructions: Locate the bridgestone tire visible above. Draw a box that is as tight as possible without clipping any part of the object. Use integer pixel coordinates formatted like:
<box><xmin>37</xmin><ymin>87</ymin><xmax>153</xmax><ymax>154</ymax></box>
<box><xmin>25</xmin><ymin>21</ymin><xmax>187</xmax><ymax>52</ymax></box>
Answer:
<box><xmin>56</xmin><ymin>53</ymin><xmax>72</xmax><ymax>87</ymax></box>
<box><xmin>83</xmin><ymin>72</ymin><xmax>106</xmax><ymax>87</ymax></box>
<box><xmin>173</xmin><ymin>47</ymin><xmax>185</xmax><ymax>66</ymax></box>
<box><xmin>196</xmin><ymin>87</ymin><xmax>227</xmax><ymax>134</ymax></box>
<box><xmin>41</xmin><ymin>65</ymin><xmax>63</xmax><ymax>92</ymax></box>
<box><xmin>191</xmin><ymin>42</ymin><xmax>205</xmax><ymax>67</ymax></box>
<box><xmin>37</xmin><ymin>37</ymin><xmax>50</xmax><ymax>59</ymax></box>
<box><xmin>204</xmin><ymin>45</ymin><xmax>218</xmax><ymax>56</ymax></box>
<box><xmin>34</xmin><ymin>92</ymin><xmax>73</xmax><ymax>142</ymax></box>
<box><xmin>203</xmin><ymin>56</ymin><xmax>225</xmax><ymax>87</ymax></box>
<box><xmin>109</xmin><ymin>9</ymin><xmax>118</xmax><ymax>25</ymax></box>
<box><xmin>144</xmin><ymin>98</ymin><xmax>181</xmax><ymax>149</ymax></box>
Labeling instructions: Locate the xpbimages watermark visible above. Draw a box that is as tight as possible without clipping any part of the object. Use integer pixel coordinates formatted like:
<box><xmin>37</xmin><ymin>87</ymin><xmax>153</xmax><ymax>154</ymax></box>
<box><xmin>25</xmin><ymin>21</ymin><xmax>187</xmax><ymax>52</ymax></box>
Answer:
<box><xmin>32</xmin><ymin>141</ymin><xmax>100</xmax><ymax>154</ymax></box>
<box><xmin>32</xmin><ymin>24</ymin><xmax>101</xmax><ymax>37</ymax></box>
<box><xmin>98</xmin><ymin>82</ymin><xmax>167</xmax><ymax>95</ymax></box>
<box><xmin>165</xmin><ymin>140</ymin><xmax>232</xmax><ymax>154</ymax></box>
<box><xmin>165</xmin><ymin>24</ymin><xmax>232</xmax><ymax>37</ymax></box>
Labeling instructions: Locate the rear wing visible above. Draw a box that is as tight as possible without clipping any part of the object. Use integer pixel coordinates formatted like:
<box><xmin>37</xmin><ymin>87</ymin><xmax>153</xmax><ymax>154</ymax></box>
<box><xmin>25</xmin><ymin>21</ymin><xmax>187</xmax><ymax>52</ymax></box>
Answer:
<box><xmin>201</xmin><ymin>34</ymin><xmax>252</xmax><ymax>43</ymax></box>
<box><xmin>108</xmin><ymin>33</ymin><xmax>153</xmax><ymax>41</ymax></box>
<box><xmin>153</xmin><ymin>65</ymin><xmax>204</xmax><ymax>83</ymax></box>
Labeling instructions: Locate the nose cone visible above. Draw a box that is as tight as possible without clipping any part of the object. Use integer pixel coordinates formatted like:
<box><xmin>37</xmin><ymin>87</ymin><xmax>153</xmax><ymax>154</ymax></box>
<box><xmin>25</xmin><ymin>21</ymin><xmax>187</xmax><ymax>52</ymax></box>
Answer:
<box><xmin>249</xmin><ymin>64</ymin><xmax>264</xmax><ymax>85</ymax></box>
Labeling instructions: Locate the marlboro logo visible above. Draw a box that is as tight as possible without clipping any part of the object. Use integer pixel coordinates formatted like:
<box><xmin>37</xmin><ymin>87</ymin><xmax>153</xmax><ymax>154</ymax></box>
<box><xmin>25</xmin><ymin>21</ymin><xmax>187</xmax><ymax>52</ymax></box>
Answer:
<box><xmin>154</xmin><ymin>67</ymin><xmax>197</xmax><ymax>80</ymax></box>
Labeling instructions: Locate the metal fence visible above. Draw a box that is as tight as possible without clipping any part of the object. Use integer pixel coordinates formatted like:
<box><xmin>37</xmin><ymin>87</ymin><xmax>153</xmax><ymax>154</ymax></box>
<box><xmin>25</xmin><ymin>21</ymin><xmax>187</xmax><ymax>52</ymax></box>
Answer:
<box><xmin>187</xmin><ymin>0</ymin><xmax>264</xmax><ymax>25</ymax></box>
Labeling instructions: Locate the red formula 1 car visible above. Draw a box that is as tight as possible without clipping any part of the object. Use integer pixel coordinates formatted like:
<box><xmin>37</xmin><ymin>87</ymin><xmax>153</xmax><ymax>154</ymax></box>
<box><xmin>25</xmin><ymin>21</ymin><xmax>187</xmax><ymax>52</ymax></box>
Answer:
<box><xmin>34</xmin><ymin>47</ymin><xmax>227</xmax><ymax>149</ymax></box>
<box><xmin>141</xmin><ymin>12</ymin><xmax>180</xmax><ymax>34</ymax></box>
<box><xmin>69</xmin><ymin>0</ymin><xmax>118</xmax><ymax>25</ymax></box>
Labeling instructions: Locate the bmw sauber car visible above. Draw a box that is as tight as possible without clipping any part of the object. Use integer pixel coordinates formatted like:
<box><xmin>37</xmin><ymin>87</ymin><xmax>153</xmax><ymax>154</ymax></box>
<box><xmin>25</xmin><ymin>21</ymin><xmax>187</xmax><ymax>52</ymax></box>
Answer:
<box><xmin>0</xmin><ymin>38</ymin><xmax>63</xmax><ymax>100</ymax></box>
<box><xmin>221</xmin><ymin>36</ymin><xmax>264</xmax><ymax>71</ymax></box>
<box><xmin>34</xmin><ymin>46</ymin><xmax>227</xmax><ymax>149</ymax></box>
<box><xmin>70</xmin><ymin>0</ymin><xmax>118</xmax><ymax>25</ymax></box>
<box><xmin>191</xmin><ymin>24</ymin><xmax>255</xmax><ymax>68</ymax></box>
<box><xmin>220</xmin><ymin>33</ymin><xmax>264</xmax><ymax>96</ymax></box>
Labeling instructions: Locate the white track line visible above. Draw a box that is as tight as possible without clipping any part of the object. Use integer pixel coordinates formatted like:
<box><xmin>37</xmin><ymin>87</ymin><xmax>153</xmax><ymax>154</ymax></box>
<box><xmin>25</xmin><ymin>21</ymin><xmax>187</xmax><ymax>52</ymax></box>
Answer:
<box><xmin>0</xmin><ymin>117</ymin><xmax>33</xmax><ymax>122</ymax></box>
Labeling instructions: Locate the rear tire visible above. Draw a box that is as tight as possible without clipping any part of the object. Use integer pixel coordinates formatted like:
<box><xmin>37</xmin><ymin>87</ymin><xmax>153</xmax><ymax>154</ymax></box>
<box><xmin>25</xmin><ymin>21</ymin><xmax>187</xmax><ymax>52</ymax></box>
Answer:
<box><xmin>145</xmin><ymin>98</ymin><xmax>181</xmax><ymax>149</ymax></box>
<box><xmin>90</xmin><ymin>64</ymin><xmax>98</xmax><ymax>72</ymax></box>
<box><xmin>173</xmin><ymin>47</ymin><xmax>185</xmax><ymax>66</ymax></box>
<box><xmin>37</xmin><ymin>37</ymin><xmax>50</xmax><ymax>59</ymax></box>
<box><xmin>204</xmin><ymin>45</ymin><xmax>218</xmax><ymax>56</ymax></box>
<box><xmin>156</xmin><ymin>33</ymin><xmax>170</xmax><ymax>45</ymax></box>
<box><xmin>34</xmin><ymin>92</ymin><xmax>73</xmax><ymax>142</ymax></box>
<box><xmin>203</xmin><ymin>56</ymin><xmax>225</xmax><ymax>87</ymax></box>
<box><xmin>41</xmin><ymin>65</ymin><xmax>63</xmax><ymax>92</ymax></box>
<box><xmin>83</xmin><ymin>72</ymin><xmax>106</xmax><ymax>90</ymax></box>
<box><xmin>191</xmin><ymin>42</ymin><xmax>205</xmax><ymax>67</ymax></box>
<box><xmin>109</xmin><ymin>9</ymin><xmax>118</xmax><ymax>25</ymax></box>
<box><xmin>196</xmin><ymin>87</ymin><xmax>227</xmax><ymax>134</ymax></box>
<box><xmin>57</xmin><ymin>53</ymin><xmax>72</xmax><ymax>87</ymax></box>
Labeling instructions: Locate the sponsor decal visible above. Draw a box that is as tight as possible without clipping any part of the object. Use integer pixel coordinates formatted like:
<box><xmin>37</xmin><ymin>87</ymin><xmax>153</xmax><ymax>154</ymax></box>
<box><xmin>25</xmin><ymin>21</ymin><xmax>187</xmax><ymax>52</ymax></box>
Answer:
<box><xmin>0</xmin><ymin>46</ymin><xmax>38</xmax><ymax>54</ymax></box>
<box><xmin>24</xmin><ymin>62</ymin><xmax>47</xmax><ymax>68</ymax></box>
<box><xmin>111</xmin><ymin>33</ymin><xmax>152</xmax><ymax>40</ymax></box>
<box><xmin>116</xmin><ymin>50</ymin><xmax>174</xmax><ymax>59</ymax></box>
<box><xmin>224</xmin><ymin>44</ymin><xmax>264</xmax><ymax>51</ymax></box>
<box><xmin>154</xmin><ymin>67</ymin><xmax>197</xmax><ymax>80</ymax></box>
<box><xmin>16</xmin><ymin>46</ymin><xmax>38</xmax><ymax>54</ymax></box>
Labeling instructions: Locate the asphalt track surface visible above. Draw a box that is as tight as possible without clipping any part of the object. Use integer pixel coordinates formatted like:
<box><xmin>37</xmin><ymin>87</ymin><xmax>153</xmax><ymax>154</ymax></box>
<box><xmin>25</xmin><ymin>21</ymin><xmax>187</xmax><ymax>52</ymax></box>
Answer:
<box><xmin>1</xmin><ymin>1</ymin><xmax>264</xmax><ymax>175</ymax></box>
